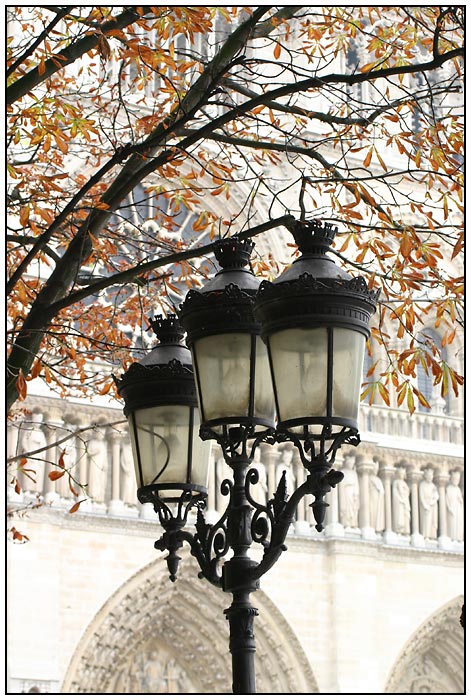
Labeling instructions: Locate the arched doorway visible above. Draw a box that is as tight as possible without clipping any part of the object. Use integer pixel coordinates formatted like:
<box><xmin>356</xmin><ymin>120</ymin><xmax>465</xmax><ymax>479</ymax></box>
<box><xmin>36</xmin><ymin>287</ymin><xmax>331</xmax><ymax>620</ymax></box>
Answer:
<box><xmin>385</xmin><ymin>596</ymin><xmax>464</xmax><ymax>693</ymax></box>
<box><xmin>62</xmin><ymin>557</ymin><xmax>318</xmax><ymax>693</ymax></box>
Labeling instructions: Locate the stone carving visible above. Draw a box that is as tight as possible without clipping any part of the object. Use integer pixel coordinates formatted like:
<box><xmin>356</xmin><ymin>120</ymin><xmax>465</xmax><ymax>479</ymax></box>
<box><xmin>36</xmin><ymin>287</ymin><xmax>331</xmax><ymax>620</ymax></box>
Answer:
<box><xmin>112</xmin><ymin>649</ymin><xmax>191</xmax><ymax>693</ymax></box>
<box><xmin>369</xmin><ymin>461</ymin><xmax>385</xmax><ymax>532</ymax></box>
<box><xmin>385</xmin><ymin>597</ymin><xmax>464</xmax><ymax>694</ymax></box>
<box><xmin>120</xmin><ymin>439</ymin><xmax>137</xmax><ymax>504</ymax></box>
<box><xmin>338</xmin><ymin>454</ymin><xmax>360</xmax><ymax>528</ymax></box>
<box><xmin>275</xmin><ymin>447</ymin><xmax>295</xmax><ymax>495</ymax></box>
<box><xmin>418</xmin><ymin>467</ymin><xmax>439</xmax><ymax>538</ymax></box>
<box><xmin>446</xmin><ymin>471</ymin><xmax>463</xmax><ymax>541</ymax></box>
<box><xmin>61</xmin><ymin>557</ymin><xmax>318</xmax><ymax>694</ymax></box>
<box><xmin>392</xmin><ymin>466</ymin><xmax>411</xmax><ymax>535</ymax></box>
<box><xmin>19</xmin><ymin>413</ymin><xmax>47</xmax><ymax>492</ymax></box>
<box><xmin>87</xmin><ymin>426</ymin><xmax>108</xmax><ymax>503</ymax></box>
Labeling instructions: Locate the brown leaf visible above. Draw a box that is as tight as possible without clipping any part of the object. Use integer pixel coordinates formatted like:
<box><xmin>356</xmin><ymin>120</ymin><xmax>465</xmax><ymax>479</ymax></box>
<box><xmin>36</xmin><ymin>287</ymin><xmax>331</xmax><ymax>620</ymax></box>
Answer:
<box><xmin>69</xmin><ymin>499</ymin><xmax>86</xmax><ymax>513</ymax></box>
<box><xmin>16</xmin><ymin>369</ymin><xmax>27</xmax><ymax>401</ymax></box>
<box><xmin>48</xmin><ymin>470</ymin><xmax>65</xmax><ymax>481</ymax></box>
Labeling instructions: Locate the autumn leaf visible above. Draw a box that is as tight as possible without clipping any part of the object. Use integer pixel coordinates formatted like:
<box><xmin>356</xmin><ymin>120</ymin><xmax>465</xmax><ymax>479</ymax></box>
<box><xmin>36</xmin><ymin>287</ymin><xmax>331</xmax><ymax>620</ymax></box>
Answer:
<box><xmin>363</xmin><ymin>147</ymin><xmax>373</xmax><ymax>168</ymax></box>
<box><xmin>16</xmin><ymin>369</ymin><xmax>27</xmax><ymax>400</ymax></box>
<box><xmin>48</xmin><ymin>470</ymin><xmax>65</xmax><ymax>481</ymax></box>
<box><xmin>69</xmin><ymin>499</ymin><xmax>87</xmax><ymax>513</ymax></box>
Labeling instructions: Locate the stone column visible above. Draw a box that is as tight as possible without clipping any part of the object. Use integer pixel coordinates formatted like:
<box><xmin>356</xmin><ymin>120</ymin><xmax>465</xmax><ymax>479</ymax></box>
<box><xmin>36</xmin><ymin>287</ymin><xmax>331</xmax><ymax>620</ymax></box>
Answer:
<box><xmin>7</xmin><ymin>420</ymin><xmax>23</xmax><ymax>503</ymax></box>
<box><xmin>356</xmin><ymin>453</ymin><xmax>376</xmax><ymax>540</ymax></box>
<box><xmin>108</xmin><ymin>431</ymin><xmax>125</xmax><ymax>515</ymax></box>
<box><xmin>293</xmin><ymin>452</ymin><xmax>309</xmax><ymax>535</ymax></box>
<box><xmin>262</xmin><ymin>444</ymin><xmax>278</xmax><ymax>503</ymax></box>
<box><xmin>379</xmin><ymin>461</ymin><xmax>397</xmax><ymax>544</ymax></box>
<box><xmin>435</xmin><ymin>468</ymin><xmax>451</xmax><ymax>550</ymax></box>
<box><xmin>407</xmin><ymin>465</ymin><xmax>424</xmax><ymax>547</ymax></box>
<box><xmin>207</xmin><ymin>444</ymin><xmax>217</xmax><ymax>512</ymax></box>
<box><xmin>77</xmin><ymin>424</ymin><xmax>92</xmax><ymax>512</ymax></box>
<box><xmin>43</xmin><ymin>413</ymin><xmax>63</xmax><ymax>504</ymax></box>
<box><xmin>324</xmin><ymin>454</ymin><xmax>344</xmax><ymax>537</ymax></box>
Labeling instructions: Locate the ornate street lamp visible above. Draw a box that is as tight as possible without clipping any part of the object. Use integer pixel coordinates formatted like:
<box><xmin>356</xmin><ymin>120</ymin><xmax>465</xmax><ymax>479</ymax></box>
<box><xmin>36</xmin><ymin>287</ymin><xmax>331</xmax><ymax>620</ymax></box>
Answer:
<box><xmin>115</xmin><ymin>222</ymin><xmax>379</xmax><ymax>694</ymax></box>
<box><xmin>253</xmin><ymin>219</ymin><xmax>380</xmax><ymax>528</ymax></box>
<box><xmin>114</xmin><ymin>314</ymin><xmax>211</xmax><ymax>580</ymax></box>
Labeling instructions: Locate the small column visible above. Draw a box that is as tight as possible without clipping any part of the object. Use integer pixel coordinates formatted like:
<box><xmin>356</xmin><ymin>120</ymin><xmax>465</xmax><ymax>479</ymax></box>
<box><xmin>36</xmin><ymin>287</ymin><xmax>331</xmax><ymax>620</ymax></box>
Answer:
<box><xmin>207</xmin><ymin>444</ymin><xmax>217</xmax><ymax>512</ymax></box>
<box><xmin>324</xmin><ymin>455</ymin><xmax>344</xmax><ymax>537</ymax></box>
<box><xmin>356</xmin><ymin>453</ymin><xmax>376</xmax><ymax>540</ymax></box>
<box><xmin>262</xmin><ymin>445</ymin><xmax>278</xmax><ymax>501</ymax></box>
<box><xmin>379</xmin><ymin>461</ymin><xmax>397</xmax><ymax>544</ymax></box>
<box><xmin>293</xmin><ymin>452</ymin><xmax>309</xmax><ymax>535</ymax></box>
<box><xmin>77</xmin><ymin>424</ymin><xmax>92</xmax><ymax>512</ymax></box>
<box><xmin>7</xmin><ymin>421</ymin><xmax>23</xmax><ymax>503</ymax></box>
<box><xmin>407</xmin><ymin>465</ymin><xmax>424</xmax><ymax>547</ymax></box>
<box><xmin>108</xmin><ymin>431</ymin><xmax>125</xmax><ymax>515</ymax></box>
<box><xmin>436</xmin><ymin>469</ymin><xmax>451</xmax><ymax>550</ymax></box>
<box><xmin>204</xmin><ymin>443</ymin><xmax>219</xmax><ymax>524</ymax></box>
<box><xmin>43</xmin><ymin>415</ymin><xmax>62</xmax><ymax>504</ymax></box>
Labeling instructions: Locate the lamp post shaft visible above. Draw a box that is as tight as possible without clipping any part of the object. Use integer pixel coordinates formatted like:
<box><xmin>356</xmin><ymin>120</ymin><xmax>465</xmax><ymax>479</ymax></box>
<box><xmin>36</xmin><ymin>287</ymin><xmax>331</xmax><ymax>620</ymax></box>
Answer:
<box><xmin>225</xmin><ymin>591</ymin><xmax>258</xmax><ymax>694</ymax></box>
<box><xmin>223</xmin><ymin>454</ymin><xmax>260</xmax><ymax>693</ymax></box>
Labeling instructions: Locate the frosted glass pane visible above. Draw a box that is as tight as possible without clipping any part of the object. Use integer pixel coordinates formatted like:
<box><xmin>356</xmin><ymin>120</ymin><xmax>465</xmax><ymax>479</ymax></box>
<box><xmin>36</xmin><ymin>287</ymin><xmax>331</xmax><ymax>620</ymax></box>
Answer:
<box><xmin>269</xmin><ymin>328</ymin><xmax>328</xmax><ymax>424</ymax></box>
<box><xmin>254</xmin><ymin>335</ymin><xmax>276</xmax><ymax>424</ymax></box>
<box><xmin>193</xmin><ymin>334</ymin><xmax>251</xmax><ymax>421</ymax></box>
<box><xmin>130</xmin><ymin>405</ymin><xmax>190</xmax><ymax>486</ymax></box>
<box><xmin>191</xmin><ymin>428</ymin><xmax>211</xmax><ymax>488</ymax></box>
<box><xmin>332</xmin><ymin>329</ymin><xmax>365</xmax><ymax>420</ymax></box>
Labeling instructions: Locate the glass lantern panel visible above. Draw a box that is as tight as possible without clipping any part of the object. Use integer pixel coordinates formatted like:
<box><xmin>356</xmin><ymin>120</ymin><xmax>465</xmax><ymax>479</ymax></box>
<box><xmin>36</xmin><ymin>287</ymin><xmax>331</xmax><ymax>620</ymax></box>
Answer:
<box><xmin>192</xmin><ymin>333</ymin><xmax>251</xmax><ymax>422</ymax></box>
<box><xmin>128</xmin><ymin>405</ymin><xmax>191</xmax><ymax>488</ymax></box>
<box><xmin>332</xmin><ymin>328</ymin><xmax>365</xmax><ymax>421</ymax></box>
<box><xmin>191</xmin><ymin>416</ymin><xmax>211</xmax><ymax>489</ymax></box>
<box><xmin>253</xmin><ymin>335</ymin><xmax>276</xmax><ymax>425</ymax></box>
<box><xmin>268</xmin><ymin>327</ymin><xmax>328</xmax><ymax>428</ymax></box>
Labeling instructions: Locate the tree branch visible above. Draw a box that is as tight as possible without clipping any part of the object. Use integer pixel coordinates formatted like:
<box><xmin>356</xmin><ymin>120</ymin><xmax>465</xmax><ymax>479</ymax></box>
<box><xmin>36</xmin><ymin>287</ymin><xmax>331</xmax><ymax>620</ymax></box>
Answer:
<box><xmin>7</xmin><ymin>6</ymin><xmax>75</xmax><ymax>78</ymax></box>
<box><xmin>7</xmin><ymin>6</ymin><xmax>152</xmax><ymax>105</ymax></box>
<box><xmin>42</xmin><ymin>214</ymin><xmax>297</xmax><ymax>318</ymax></box>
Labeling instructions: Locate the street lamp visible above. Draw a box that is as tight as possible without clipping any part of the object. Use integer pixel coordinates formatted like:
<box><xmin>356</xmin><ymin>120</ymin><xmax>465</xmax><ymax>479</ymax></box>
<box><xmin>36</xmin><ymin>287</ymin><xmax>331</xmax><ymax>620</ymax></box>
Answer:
<box><xmin>115</xmin><ymin>220</ymin><xmax>378</xmax><ymax>694</ymax></box>
<box><xmin>253</xmin><ymin>219</ymin><xmax>379</xmax><ymax>529</ymax></box>
<box><xmin>114</xmin><ymin>314</ymin><xmax>211</xmax><ymax>580</ymax></box>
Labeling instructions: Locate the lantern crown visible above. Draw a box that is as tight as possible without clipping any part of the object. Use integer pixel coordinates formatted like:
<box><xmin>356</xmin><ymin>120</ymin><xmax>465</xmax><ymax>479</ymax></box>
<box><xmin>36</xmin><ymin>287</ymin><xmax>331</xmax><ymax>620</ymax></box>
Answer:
<box><xmin>290</xmin><ymin>219</ymin><xmax>338</xmax><ymax>256</ymax></box>
<box><xmin>149</xmin><ymin>314</ymin><xmax>185</xmax><ymax>345</ymax></box>
<box><xmin>213</xmin><ymin>237</ymin><xmax>255</xmax><ymax>270</ymax></box>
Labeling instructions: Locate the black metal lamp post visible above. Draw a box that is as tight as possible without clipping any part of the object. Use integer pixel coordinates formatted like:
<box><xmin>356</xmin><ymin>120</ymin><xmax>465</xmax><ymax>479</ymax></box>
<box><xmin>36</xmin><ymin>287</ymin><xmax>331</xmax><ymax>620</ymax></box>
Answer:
<box><xmin>115</xmin><ymin>221</ymin><xmax>379</xmax><ymax>694</ymax></box>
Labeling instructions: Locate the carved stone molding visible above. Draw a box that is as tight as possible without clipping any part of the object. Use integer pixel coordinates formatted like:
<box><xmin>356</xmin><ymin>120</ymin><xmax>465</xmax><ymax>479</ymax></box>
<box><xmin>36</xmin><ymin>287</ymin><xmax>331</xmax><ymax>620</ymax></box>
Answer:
<box><xmin>62</xmin><ymin>556</ymin><xmax>318</xmax><ymax>694</ymax></box>
<box><xmin>385</xmin><ymin>596</ymin><xmax>464</xmax><ymax>693</ymax></box>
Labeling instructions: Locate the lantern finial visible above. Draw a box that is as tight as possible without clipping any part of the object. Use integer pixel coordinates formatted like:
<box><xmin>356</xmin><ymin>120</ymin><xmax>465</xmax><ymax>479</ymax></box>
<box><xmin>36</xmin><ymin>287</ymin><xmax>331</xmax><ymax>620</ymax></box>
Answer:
<box><xmin>290</xmin><ymin>219</ymin><xmax>338</xmax><ymax>256</ymax></box>
<box><xmin>213</xmin><ymin>236</ymin><xmax>255</xmax><ymax>270</ymax></box>
<box><xmin>149</xmin><ymin>314</ymin><xmax>185</xmax><ymax>344</ymax></box>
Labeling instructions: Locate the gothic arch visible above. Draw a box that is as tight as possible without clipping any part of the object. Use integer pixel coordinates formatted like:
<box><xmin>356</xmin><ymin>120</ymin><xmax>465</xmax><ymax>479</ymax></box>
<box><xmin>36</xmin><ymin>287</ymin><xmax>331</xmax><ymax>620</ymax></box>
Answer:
<box><xmin>385</xmin><ymin>596</ymin><xmax>464</xmax><ymax>693</ymax></box>
<box><xmin>62</xmin><ymin>556</ymin><xmax>318</xmax><ymax>693</ymax></box>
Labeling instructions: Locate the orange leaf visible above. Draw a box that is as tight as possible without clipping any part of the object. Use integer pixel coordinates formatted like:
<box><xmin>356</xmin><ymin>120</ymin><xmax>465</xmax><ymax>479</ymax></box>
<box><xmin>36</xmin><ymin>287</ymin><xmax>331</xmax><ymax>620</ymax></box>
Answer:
<box><xmin>48</xmin><ymin>470</ymin><xmax>65</xmax><ymax>481</ymax></box>
<box><xmin>58</xmin><ymin>449</ymin><xmax>66</xmax><ymax>469</ymax></box>
<box><xmin>363</xmin><ymin>147</ymin><xmax>373</xmax><ymax>168</ymax></box>
<box><xmin>19</xmin><ymin>205</ymin><xmax>30</xmax><ymax>227</ymax></box>
<box><xmin>30</xmin><ymin>359</ymin><xmax>42</xmax><ymax>379</ymax></box>
<box><xmin>16</xmin><ymin>369</ymin><xmax>27</xmax><ymax>400</ymax></box>
<box><xmin>69</xmin><ymin>499</ymin><xmax>86</xmax><ymax>513</ymax></box>
<box><xmin>273</xmin><ymin>43</ymin><xmax>281</xmax><ymax>60</ymax></box>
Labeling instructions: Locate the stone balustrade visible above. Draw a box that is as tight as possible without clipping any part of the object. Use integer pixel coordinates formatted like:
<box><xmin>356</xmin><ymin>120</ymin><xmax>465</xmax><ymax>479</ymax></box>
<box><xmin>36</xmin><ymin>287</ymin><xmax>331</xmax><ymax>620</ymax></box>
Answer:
<box><xmin>359</xmin><ymin>404</ymin><xmax>464</xmax><ymax>445</ymax></box>
<box><xmin>7</xmin><ymin>397</ymin><xmax>464</xmax><ymax>551</ymax></box>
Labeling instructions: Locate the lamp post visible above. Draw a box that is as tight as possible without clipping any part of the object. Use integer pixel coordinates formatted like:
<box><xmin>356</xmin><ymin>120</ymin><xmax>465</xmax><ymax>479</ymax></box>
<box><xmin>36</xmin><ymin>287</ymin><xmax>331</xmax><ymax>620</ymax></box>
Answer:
<box><xmin>115</xmin><ymin>220</ymin><xmax>379</xmax><ymax>694</ymax></box>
